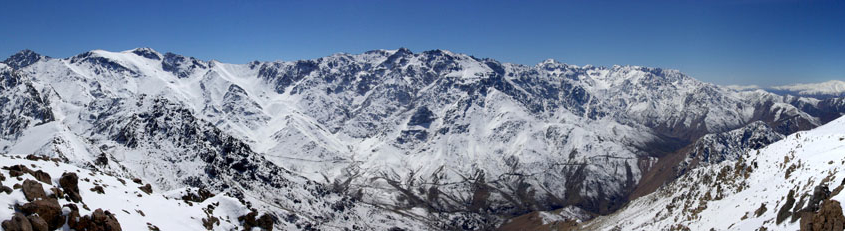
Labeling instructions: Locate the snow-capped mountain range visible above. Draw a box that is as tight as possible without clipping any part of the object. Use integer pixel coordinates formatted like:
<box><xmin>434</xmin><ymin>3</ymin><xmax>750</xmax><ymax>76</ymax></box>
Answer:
<box><xmin>726</xmin><ymin>80</ymin><xmax>845</xmax><ymax>99</ymax></box>
<box><xmin>770</xmin><ymin>80</ymin><xmax>845</xmax><ymax>98</ymax></box>
<box><xmin>1</xmin><ymin>47</ymin><xmax>844</xmax><ymax>230</ymax></box>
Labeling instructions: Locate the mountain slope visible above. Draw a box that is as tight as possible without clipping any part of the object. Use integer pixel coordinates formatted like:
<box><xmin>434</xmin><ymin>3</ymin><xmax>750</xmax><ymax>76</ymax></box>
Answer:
<box><xmin>583</xmin><ymin>115</ymin><xmax>845</xmax><ymax>230</ymax></box>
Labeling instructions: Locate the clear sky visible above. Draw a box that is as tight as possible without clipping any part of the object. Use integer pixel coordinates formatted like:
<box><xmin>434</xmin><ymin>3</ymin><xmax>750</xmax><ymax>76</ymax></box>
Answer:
<box><xmin>1</xmin><ymin>0</ymin><xmax>842</xmax><ymax>86</ymax></box>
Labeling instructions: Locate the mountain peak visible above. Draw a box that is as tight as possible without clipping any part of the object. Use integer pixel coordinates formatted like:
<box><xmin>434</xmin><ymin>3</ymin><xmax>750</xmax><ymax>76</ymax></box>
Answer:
<box><xmin>394</xmin><ymin>47</ymin><xmax>413</xmax><ymax>56</ymax></box>
<box><xmin>128</xmin><ymin>47</ymin><xmax>162</xmax><ymax>60</ymax></box>
<box><xmin>2</xmin><ymin>49</ymin><xmax>48</xmax><ymax>69</ymax></box>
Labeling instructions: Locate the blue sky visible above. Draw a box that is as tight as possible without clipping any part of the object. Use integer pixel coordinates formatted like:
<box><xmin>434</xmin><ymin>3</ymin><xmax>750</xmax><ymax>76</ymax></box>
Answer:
<box><xmin>1</xmin><ymin>0</ymin><xmax>842</xmax><ymax>86</ymax></box>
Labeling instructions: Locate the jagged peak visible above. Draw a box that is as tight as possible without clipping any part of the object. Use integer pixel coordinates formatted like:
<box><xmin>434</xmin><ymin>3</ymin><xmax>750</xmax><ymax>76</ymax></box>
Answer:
<box><xmin>127</xmin><ymin>47</ymin><xmax>162</xmax><ymax>60</ymax></box>
<box><xmin>394</xmin><ymin>47</ymin><xmax>412</xmax><ymax>55</ymax></box>
<box><xmin>3</xmin><ymin>49</ymin><xmax>48</xmax><ymax>69</ymax></box>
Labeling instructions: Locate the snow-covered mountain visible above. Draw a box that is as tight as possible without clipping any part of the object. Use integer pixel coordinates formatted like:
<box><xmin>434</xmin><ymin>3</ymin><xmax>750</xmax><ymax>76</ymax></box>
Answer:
<box><xmin>1</xmin><ymin>48</ymin><xmax>844</xmax><ymax>229</ymax></box>
<box><xmin>727</xmin><ymin>80</ymin><xmax>845</xmax><ymax>99</ymax></box>
<box><xmin>771</xmin><ymin>80</ymin><xmax>845</xmax><ymax>98</ymax></box>
<box><xmin>582</xmin><ymin>115</ymin><xmax>845</xmax><ymax>230</ymax></box>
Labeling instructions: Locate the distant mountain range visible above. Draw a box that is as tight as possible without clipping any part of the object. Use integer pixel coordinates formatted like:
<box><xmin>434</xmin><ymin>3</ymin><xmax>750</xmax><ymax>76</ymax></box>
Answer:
<box><xmin>1</xmin><ymin>48</ymin><xmax>843</xmax><ymax>230</ymax></box>
<box><xmin>726</xmin><ymin>80</ymin><xmax>845</xmax><ymax>99</ymax></box>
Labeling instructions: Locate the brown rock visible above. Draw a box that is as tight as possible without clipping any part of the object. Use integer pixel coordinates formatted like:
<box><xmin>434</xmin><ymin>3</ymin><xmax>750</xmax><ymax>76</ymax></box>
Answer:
<box><xmin>30</xmin><ymin>170</ymin><xmax>51</xmax><ymax>185</ymax></box>
<box><xmin>66</xmin><ymin>210</ymin><xmax>81</xmax><ymax>229</ymax></box>
<box><xmin>1</xmin><ymin>213</ymin><xmax>33</xmax><ymax>231</ymax></box>
<box><xmin>60</xmin><ymin>172</ymin><xmax>82</xmax><ymax>202</ymax></box>
<box><xmin>20</xmin><ymin>198</ymin><xmax>64</xmax><ymax>230</ymax></box>
<box><xmin>138</xmin><ymin>184</ymin><xmax>152</xmax><ymax>194</ymax></box>
<box><xmin>257</xmin><ymin>214</ymin><xmax>274</xmax><ymax>231</ymax></box>
<box><xmin>800</xmin><ymin>199</ymin><xmax>845</xmax><ymax>231</ymax></box>
<box><xmin>21</xmin><ymin>180</ymin><xmax>47</xmax><ymax>201</ymax></box>
<box><xmin>6</xmin><ymin>164</ymin><xmax>31</xmax><ymax>177</ymax></box>
<box><xmin>239</xmin><ymin>211</ymin><xmax>273</xmax><ymax>231</ymax></box>
<box><xmin>25</xmin><ymin>215</ymin><xmax>48</xmax><ymax>231</ymax></box>
<box><xmin>132</xmin><ymin>178</ymin><xmax>142</xmax><ymax>184</ymax></box>
<box><xmin>25</xmin><ymin>155</ymin><xmax>49</xmax><ymax>162</ymax></box>
<box><xmin>0</xmin><ymin>185</ymin><xmax>12</xmax><ymax>194</ymax></box>
<box><xmin>49</xmin><ymin>187</ymin><xmax>63</xmax><ymax>199</ymax></box>
<box><xmin>9</xmin><ymin>170</ymin><xmax>24</xmax><ymax>177</ymax></box>
<box><xmin>69</xmin><ymin>209</ymin><xmax>122</xmax><ymax>231</ymax></box>
<box><xmin>182</xmin><ymin>188</ymin><xmax>215</xmax><ymax>203</ymax></box>
<box><xmin>90</xmin><ymin>185</ymin><xmax>105</xmax><ymax>194</ymax></box>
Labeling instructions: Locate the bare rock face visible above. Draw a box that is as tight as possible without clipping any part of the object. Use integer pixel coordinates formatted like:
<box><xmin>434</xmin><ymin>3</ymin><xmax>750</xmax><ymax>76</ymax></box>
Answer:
<box><xmin>20</xmin><ymin>198</ymin><xmax>64</xmax><ymax>230</ymax></box>
<box><xmin>1</xmin><ymin>213</ymin><xmax>33</xmax><ymax>231</ymax></box>
<box><xmin>68</xmin><ymin>209</ymin><xmax>122</xmax><ymax>231</ymax></box>
<box><xmin>21</xmin><ymin>180</ymin><xmax>46</xmax><ymax>201</ymax></box>
<box><xmin>59</xmin><ymin>172</ymin><xmax>82</xmax><ymax>202</ymax></box>
<box><xmin>800</xmin><ymin>200</ymin><xmax>845</xmax><ymax>231</ymax></box>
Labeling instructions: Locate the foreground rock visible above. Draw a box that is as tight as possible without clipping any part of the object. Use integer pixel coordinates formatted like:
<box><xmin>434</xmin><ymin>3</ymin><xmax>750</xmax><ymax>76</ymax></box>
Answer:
<box><xmin>68</xmin><ymin>209</ymin><xmax>122</xmax><ymax>231</ymax></box>
<box><xmin>1</xmin><ymin>213</ymin><xmax>32</xmax><ymax>231</ymax></box>
<box><xmin>21</xmin><ymin>180</ymin><xmax>46</xmax><ymax>201</ymax></box>
<box><xmin>20</xmin><ymin>198</ymin><xmax>64</xmax><ymax>230</ymax></box>
<box><xmin>59</xmin><ymin>172</ymin><xmax>82</xmax><ymax>202</ymax></box>
<box><xmin>800</xmin><ymin>200</ymin><xmax>845</xmax><ymax>231</ymax></box>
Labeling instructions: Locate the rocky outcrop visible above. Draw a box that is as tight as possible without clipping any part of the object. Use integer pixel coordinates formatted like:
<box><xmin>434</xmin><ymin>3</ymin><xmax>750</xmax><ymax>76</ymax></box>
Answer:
<box><xmin>238</xmin><ymin>210</ymin><xmax>274</xmax><ymax>231</ymax></box>
<box><xmin>68</xmin><ymin>209</ymin><xmax>122</xmax><ymax>231</ymax></box>
<box><xmin>800</xmin><ymin>200</ymin><xmax>845</xmax><ymax>231</ymax></box>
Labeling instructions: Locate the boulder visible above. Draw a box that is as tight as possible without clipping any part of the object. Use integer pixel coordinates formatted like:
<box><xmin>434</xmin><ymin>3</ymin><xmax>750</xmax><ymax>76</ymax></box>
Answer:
<box><xmin>138</xmin><ymin>184</ymin><xmax>153</xmax><ymax>194</ymax></box>
<box><xmin>90</xmin><ymin>185</ymin><xmax>105</xmax><ymax>194</ymax></box>
<box><xmin>182</xmin><ymin>188</ymin><xmax>214</xmax><ymax>202</ymax></box>
<box><xmin>30</xmin><ymin>170</ymin><xmax>51</xmax><ymax>185</ymax></box>
<box><xmin>69</xmin><ymin>209</ymin><xmax>122</xmax><ymax>231</ymax></box>
<box><xmin>257</xmin><ymin>214</ymin><xmax>274</xmax><ymax>231</ymax></box>
<box><xmin>0</xmin><ymin>185</ymin><xmax>12</xmax><ymax>194</ymax></box>
<box><xmin>59</xmin><ymin>172</ymin><xmax>82</xmax><ymax>202</ymax></box>
<box><xmin>21</xmin><ymin>180</ymin><xmax>46</xmax><ymax>201</ymax></box>
<box><xmin>49</xmin><ymin>187</ymin><xmax>64</xmax><ymax>199</ymax></box>
<box><xmin>20</xmin><ymin>198</ymin><xmax>64</xmax><ymax>230</ymax></box>
<box><xmin>1</xmin><ymin>213</ymin><xmax>33</xmax><ymax>231</ymax></box>
<box><xmin>25</xmin><ymin>215</ymin><xmax>48</xmax><ymax>231</ymax></box>
<box><xmin>239</xmin><ymin>211</ymin><xmax>274</xmax><ymax>231</ymax></box>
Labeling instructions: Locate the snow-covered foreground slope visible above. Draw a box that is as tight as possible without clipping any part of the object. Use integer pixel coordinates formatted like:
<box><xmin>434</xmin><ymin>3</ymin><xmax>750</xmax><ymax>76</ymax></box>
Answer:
<box><xmin>583</xmin><ymin>115</ymin><xmax>845</xmax><ymax>230</ymax></box>
<box><xmin>0</xmin><ymin>153</ymin><xmax>251</xmax><ymax>230</ymax></box>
